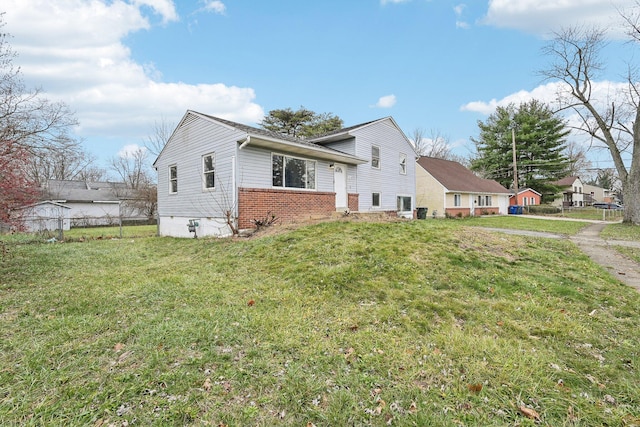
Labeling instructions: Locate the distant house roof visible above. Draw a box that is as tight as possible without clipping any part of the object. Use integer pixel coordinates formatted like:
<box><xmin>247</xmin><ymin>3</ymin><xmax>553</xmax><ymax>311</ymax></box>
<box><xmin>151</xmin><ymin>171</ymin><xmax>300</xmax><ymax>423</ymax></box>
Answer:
<box><xmin>43</xmin><ymin>180</ymin><xmax>127</xmax><ymax>203</ymax></box>
<box><xmin>553</xmin><ymin>176</ymin><xmax>581</xmax><ymax>187</ymax></box>
<box><xmin>510</xmin><ymin>188</ymin><xmax>542</xmax><ymax>197</ymax></box>
<box><xmin>417</xmin><ymin>156</ymin><xmax>510</xmax><ymax>194</ymax></box>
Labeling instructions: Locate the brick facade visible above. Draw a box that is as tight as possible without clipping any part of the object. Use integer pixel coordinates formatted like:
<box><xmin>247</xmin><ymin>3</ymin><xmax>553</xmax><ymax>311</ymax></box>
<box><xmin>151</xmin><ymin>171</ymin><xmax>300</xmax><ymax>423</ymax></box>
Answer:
<box><xmin>348</xmin><ymin>193</ymin><xmax>359</xmax><ymax>212</ymax></box>
<box><xmin>238</xmin><ymin>188</ymin><xmax>336</xmax><ymax>229</ymax></box>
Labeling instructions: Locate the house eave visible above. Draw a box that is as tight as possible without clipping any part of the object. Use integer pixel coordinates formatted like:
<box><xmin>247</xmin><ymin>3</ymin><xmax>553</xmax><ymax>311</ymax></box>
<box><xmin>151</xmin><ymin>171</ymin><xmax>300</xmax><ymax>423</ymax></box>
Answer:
<box><xmin>240</xmin><ymin>135</ymin><xmax>368</xmax><ymax>165</ymax></box>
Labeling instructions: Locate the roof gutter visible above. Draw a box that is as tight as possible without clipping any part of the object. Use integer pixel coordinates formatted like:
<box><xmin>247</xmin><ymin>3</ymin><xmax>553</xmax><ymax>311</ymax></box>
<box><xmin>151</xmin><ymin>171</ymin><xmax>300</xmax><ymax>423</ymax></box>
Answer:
<box><xmin>238</xmin><ymin>135</ymin><xmax>251</xmax><ymax>149</ymax></box>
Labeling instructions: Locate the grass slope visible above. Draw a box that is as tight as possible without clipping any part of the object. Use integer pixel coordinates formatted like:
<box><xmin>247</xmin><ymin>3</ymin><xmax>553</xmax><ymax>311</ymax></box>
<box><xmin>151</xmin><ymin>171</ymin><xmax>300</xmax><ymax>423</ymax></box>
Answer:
<box><xmin>1</xmin><ymin>220</ymin><xmax>639</xmax><ymax>426</ymax></box>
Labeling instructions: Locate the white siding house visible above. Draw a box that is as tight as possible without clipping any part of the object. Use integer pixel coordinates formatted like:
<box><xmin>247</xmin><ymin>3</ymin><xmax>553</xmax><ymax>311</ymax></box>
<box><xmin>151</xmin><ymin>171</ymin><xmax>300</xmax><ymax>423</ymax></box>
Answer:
<box><xmin>153</xmin><ymin>111</ymin><xmax>417</xmax><ymax>238</ymax></box>
<box><xmin>19</xmin><ymin>201</ymin><xmax>71</xmax><ymax>232</ymax></box>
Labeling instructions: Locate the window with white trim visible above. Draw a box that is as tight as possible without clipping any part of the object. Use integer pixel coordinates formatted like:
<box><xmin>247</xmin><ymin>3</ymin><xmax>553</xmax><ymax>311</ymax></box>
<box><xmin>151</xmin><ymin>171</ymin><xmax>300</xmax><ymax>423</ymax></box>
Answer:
<box><xmin>477</xmin><ymin>195</ymin><xmax>492</xmax><ymax>206</ymax></box>
<box><xmin>272</xmin><ymin>154</ymin><xmax>316</xmax><ymax>189</ymax></box>
<box><xmin>454</xmin><ymin>194</ymin><xmax>461</xmax><ymax>207</ymax></box>
<box><xmin>202</xmin><ymin>153</ymin><xmax>215</xmax><ymax>189</ymax></box>
<box><xmin>371</xmin><ymin>145</ymin><xmax>380</xmax><ymax>169</ymax></box>
<box><xmin>169</xmin><ymin>165</ymin><xmax>178</xmax><ymax>194</ymax></box>
<box><xmin>397</xmin><ymin>195</ymin><xmax>412</xmax><ymax>212</ymax></box>
<box><xmin>399</xmin><ymin>153</ymin><xmax>407</xmax><ymax>175</ymax></box>
<box><xmin>372</xmin><ymin>192</ymin><xmax>381</xmax><ymax>207</ymax></box>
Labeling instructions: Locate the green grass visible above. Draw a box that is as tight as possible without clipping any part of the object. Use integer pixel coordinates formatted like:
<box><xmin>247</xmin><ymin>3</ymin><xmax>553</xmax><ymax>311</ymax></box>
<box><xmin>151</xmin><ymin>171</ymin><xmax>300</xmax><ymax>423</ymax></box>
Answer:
<box><xmin>1</xmin><ymin>220</ymin><xmax>640</xmax><ymax>426</ymax></box>
<box><xmin>456</xmin><ymin>215</ymin><xmax>591</xmax><ymax>235</ymax></box>
<box><xmin>547</xmin><ymin>207</ymin><xmax>624</xmax><ymax>222</ymax></box>
<box><xmin>601</xmin><ymin>223</ymin><xmax>640</xmax><ymax>242</ymax></box>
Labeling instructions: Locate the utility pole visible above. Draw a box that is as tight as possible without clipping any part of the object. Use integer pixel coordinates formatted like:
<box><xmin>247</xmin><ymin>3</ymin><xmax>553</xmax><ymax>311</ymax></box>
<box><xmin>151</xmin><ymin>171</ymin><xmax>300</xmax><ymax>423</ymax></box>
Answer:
<box><xmin>512</xmin><ymin>128</ymin><xmax>518</xmax><ymax>194</ymax></box>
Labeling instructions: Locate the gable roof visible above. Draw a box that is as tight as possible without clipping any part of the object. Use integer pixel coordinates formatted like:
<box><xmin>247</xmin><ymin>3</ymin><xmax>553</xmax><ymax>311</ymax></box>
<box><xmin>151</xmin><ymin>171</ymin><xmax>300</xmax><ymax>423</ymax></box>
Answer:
<box><xmin>417</xmin><ymin>156</ymin><xmax>510</xmax><ymax>194</ymax></box>
<box><xmin>308</xmin><ymin>116</ymin><xmax>413</xmax><ymax>150</ymax></box>
<box><xmin>155</xmin><ymin>110</ymin><xmax>368</xmax><ymax>166</ymax></box>
<box><xmin>553</xmin><ymin>176</ymin><xmax>581</xmax><ymax>187</ymax></box>
<box><xmin>509</xmin><ymin>187</ymin><xmax>542</xmax><ymax>197</ymax></box>
<box><xmin>43</xmin><ymin>180</ymin><xmax>125</xmax><ymax>203</ymax></box>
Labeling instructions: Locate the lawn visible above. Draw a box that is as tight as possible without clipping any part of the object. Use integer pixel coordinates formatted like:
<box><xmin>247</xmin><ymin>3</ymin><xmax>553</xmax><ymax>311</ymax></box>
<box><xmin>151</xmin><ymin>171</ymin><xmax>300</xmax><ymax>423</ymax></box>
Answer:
<box><xmin>456</xmin><ymin>215</ymin><xmax>591</xmax><ymax>235</ymax></box>
<box><xmin>1</xmin><ymin>219</ymin><xmax>639</xmax><ymax>426</ymax></box>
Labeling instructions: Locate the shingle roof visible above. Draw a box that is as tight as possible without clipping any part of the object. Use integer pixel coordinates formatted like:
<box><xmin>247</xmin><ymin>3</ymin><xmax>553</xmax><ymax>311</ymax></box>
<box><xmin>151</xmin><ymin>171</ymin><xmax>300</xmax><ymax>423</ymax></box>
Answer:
<box><xmin>553</xmin><ymin>176</ymin><xmax>580</xmax><ymax>187</ymax></box>
<box><xmin>417</xmin><ymin>156</ymin><xmax>510</xmax><ymax>194</ymax></box>
<box><xmin>43</xmin><ymin>180</ymin><xmax>127</xmax><ymax>203</ymax></box>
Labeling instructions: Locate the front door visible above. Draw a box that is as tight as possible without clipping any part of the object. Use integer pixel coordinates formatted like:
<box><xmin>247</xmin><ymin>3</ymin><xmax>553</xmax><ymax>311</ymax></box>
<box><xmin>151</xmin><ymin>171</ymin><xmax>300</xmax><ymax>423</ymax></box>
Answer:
<box><xmin>334</xmin><ymin>163</ymin><xmax>347</xmax><ymax>210</ymax></box>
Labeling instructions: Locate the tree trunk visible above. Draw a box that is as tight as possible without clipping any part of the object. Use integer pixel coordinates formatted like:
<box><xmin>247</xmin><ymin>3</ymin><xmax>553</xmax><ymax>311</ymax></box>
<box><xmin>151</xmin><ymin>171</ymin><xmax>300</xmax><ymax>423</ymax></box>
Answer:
<box><xmin>623</xmin><ymin>165</ymin><xmax>640</xmax><ymax>224</ymax></box>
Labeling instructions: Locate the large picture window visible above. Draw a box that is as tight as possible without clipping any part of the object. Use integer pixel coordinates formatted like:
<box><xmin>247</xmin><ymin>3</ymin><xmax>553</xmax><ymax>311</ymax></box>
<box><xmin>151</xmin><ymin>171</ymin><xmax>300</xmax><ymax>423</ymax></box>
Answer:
<box><xmin>169</xmin><ymin>165</ymin><xmax>178</xmax><ymax>194</ymax></box>
<box><xmin>202</xmin><ymin>153</ymin><xmax>215</xmax><ymax>189</ymax></box>
<box><xmin>272</xmin><ymin>154</ymin><xmax>316</xmax><ymax>189</ymax></box>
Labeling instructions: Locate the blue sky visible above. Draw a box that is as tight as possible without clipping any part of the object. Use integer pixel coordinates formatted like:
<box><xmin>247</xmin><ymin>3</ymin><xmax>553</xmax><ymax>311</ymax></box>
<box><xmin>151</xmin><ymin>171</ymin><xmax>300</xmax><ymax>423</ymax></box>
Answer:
<box><xmin>3</xmin><ymin>0</ymin><xmax>637</xmax><ymax>175</ymax></box>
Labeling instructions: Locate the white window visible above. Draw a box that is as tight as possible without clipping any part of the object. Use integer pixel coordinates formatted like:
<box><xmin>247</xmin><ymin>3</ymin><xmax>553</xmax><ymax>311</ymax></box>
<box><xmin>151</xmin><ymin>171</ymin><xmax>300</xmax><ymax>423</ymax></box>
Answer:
<box><xmin>169</xmin><ymin>165</ymin><xmax>177</xmax><ymax>194</ymax></box>
<box><xmin>530</xmin><ymin>197</ymin><xmax>535</xmax><ymax>205</ymax></box>
<box><xmin>372</xmin><ymin>192</ymin><xmax>381</xmax><ymax>207</ymax></box>
<box><xmin>454</xmin><ymin>194</ymin><xmax>461</xmax><ymax>207</ymax></box>
<box><xmin>397</xmin><ymin>195</ymin><xmax>412</xmax><ymax>212</ymax></box>
<box><xmin>371</xmin><ymin>145</ymin><xmax>380</xmax><ymax>169</ymax></box>
<box><xmin>399</xmin><ymin>153</ymin><xmax>407</xmax><ymax>175</ymax></box>
<box><xmin>202</xmin><ymin>153</ymin><xmax>215</xmax><ymax>189</ymax></box>
<box><xmin>477</xmin><ymin>195</ymin><xmax>492</xmax><ymax>206</ymax></box>
<box><xmin>272</xmin><ymin>154</ymin><xmax>316</xmax><ymax>190</ymax></box>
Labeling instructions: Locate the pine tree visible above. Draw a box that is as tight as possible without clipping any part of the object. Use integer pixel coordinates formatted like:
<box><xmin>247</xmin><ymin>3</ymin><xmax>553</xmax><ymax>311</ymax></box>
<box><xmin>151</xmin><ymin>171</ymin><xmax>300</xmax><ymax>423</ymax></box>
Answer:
<box><xmin>471</xmin><ymin>100</ymin><xmax>571</xmax><ymax>202</ymax></box>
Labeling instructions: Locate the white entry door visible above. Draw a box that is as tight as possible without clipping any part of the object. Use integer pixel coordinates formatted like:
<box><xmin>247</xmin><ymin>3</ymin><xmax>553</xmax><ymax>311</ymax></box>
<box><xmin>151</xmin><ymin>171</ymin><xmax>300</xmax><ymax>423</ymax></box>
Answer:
<box><xmin>334</xmin><ymin>163</ymin><xmax>347</xmax><ymax>209</ymax></box>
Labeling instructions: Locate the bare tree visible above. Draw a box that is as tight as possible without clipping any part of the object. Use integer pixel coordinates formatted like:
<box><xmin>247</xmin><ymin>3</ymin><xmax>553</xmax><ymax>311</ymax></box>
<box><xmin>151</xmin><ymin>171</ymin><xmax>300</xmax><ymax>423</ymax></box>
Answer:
<box><xmin>541</xmin><ymin>23</ymin><xmax>640</xmax><ymax>224</ymax></box>
<box><xmin>564</xmin><ymin>140</ymin><xmax>594</xmax><ymax>179</ymax></box>
<box><xmin>411</xmin><ymin>127</ymin><xmax>456</xmax><ymax>160</ymax></box>
<box><xmin>110</xmin><ymin>147</ymin><xmax>151</xmax><ymax>190</ymax></box>
<box><xmin>0</xmin><ymin>15</ymin><xmax>79</xmax><ymax>156</ymax></box>
<box><xmin>145</xmin><ymin>116</ymin><xmax>174</xmax><ymax>158</ymax></box>
<box><xmin>25</xmin><ymin>138</ymin><xmax>106</xmax><ymax>186</ymax></box>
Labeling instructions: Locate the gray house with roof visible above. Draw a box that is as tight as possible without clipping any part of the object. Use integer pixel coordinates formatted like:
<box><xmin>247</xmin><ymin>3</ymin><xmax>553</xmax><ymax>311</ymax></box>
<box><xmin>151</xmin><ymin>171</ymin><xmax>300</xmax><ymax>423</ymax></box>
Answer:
<box><xmin>153</xmin><ymin>110</ymin><xmax>416</xmax><ymax>237</ymax></box>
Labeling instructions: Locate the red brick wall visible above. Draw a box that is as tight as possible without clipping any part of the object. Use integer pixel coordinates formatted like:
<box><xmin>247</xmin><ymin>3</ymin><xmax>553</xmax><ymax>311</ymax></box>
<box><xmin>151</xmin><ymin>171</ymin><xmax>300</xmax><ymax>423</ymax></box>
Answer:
<box><xmin>348</xmin><ymin>193</ymin><xmax>359</xmax><ymax>212</ymax></box>
<box><xmin>473</xmin><ymin>207</ymin><xmax>500</xmax><ymax>216</ymax></box>
<box><xmin>238</xmin><ymin>187</ymin><xmax>335</xmax><ymax>229</ymax></box>
<box><xmin>445</xmin><ymin>208</ymin><xmax>471</xmax><ymax>217</ymax></box>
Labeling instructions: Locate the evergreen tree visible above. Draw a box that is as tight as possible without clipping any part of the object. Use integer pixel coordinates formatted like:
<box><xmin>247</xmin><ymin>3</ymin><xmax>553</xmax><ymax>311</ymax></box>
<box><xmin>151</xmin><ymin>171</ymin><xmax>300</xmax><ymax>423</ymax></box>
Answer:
<box><xmin>261</xmin><ymin>106</ymin><xmax>343</xmax><ymax>138</ymax></box>
<box><xmin>471</xmin><ymin>100</ymin><xmax>571</xmax><ymax>202</ymax></box>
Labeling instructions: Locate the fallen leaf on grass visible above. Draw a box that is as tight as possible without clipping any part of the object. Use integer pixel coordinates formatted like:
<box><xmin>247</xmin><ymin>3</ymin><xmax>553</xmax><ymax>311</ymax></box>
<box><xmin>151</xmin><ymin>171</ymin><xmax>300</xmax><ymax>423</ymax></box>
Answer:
<box><xmin>114</xmin><ymin>343</ymin><xmax>125</xmax><ymax>352</ymax></box>
<box><xmin>203</xmin><ymin>378</ymin><xmax>212</xmax><ymax>392</ymax></box>
<box><xmin>519</xmin><ymin>406</ymin><xmax>540</xmax><ymax>420</ymax></box>
<box><xmin>467</xmin><ymin>383</ymin><xmax>483</xmax><ymax>393</ymax></box>
<box><xmin>409</xmin><ymin>401</ymin><xmax>418</xmax><ymax>413</ymax></box>
<box><xmin>247</xmin><ymin>299</ymin><xmax>255</xmax><ymax>306</ymax></box>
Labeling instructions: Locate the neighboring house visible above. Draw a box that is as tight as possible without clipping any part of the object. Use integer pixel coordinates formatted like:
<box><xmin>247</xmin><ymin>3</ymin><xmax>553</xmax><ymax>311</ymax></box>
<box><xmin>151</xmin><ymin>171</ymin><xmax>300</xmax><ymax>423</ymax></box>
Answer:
<box><xmin>42</xmin><ymin>180</ymin><xmax>124</xmax><ymax>227</ymax></box>
<box><xmin>18</xmin><ymin>201</ymin><xmax>71</xmax><ymax>232</ymax></box>
<box><xmin>153</xmin><ymin>111</ymin><xmax>417</xmax><ymax>238</ymax></box>
<box><xmin>509</xmin><ymin>188</ymin><xmax>541</xmax><ymax>206</ymax></box>
<box><xmin>415</xmin><ymin>156</ymin><xmax>510</xmax><ymax>217</ymax></box>
<box><xmin>583</xmin><ymin>183</ymin><xmax>614</xmax><ymax>205</ymax></box>
<box><xmin>552</xmin><ymin>176</ymin><xmax>585</xmax><ymax>207</ymax></box>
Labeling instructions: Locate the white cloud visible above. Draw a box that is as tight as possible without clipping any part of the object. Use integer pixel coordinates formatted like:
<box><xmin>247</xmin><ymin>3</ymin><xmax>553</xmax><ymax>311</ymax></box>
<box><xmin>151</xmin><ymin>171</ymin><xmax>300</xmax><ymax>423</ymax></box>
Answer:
<box><xmin>132</xmin><ymin>0</ymin><xmax>179</xmax><ymax>23</ymax></box>
<box><xmin>2</xmin><ymin>0</ymin><xmax>263</xmax><ymax>150</ymax></box>
<box><xmin>373</xmin><ymin>94</ymin><xmax>397</xmax><ymax>108</ymax></box>
<box><xmin>202</xmin><ymin>0</ymin><xmax>226</xmax><ymax>14</ymax></box>
<box><xmin>460</xmin><ymin>80</ymin><xmax>627</xmax><ymax>115</ymax></box>
<box><xmin>118</xmin><ymin>144</ymin><xmax>147</xmax><ymax>158</ymax></box>
<box><xmin>482</xmin><ymin>0</ymin><xmax>636</xmax><ymax>38</ymax></box>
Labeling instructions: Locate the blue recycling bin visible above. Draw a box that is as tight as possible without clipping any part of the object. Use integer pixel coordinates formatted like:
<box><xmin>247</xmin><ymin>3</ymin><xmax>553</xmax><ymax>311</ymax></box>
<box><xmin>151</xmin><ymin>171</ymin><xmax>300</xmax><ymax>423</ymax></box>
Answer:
<box><xmin>509</xmin><ymin>205</ymin><xmax>523</xmax><ymax>215</ymax></box>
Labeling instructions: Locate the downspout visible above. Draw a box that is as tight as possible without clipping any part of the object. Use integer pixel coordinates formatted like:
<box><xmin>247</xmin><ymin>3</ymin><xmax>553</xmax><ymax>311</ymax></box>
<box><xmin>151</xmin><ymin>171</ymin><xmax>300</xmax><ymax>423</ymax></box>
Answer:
<box><xmin>239</xmin><ymin>135</ymin><xmax>251</xmax><ymax>150</ymax></box>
